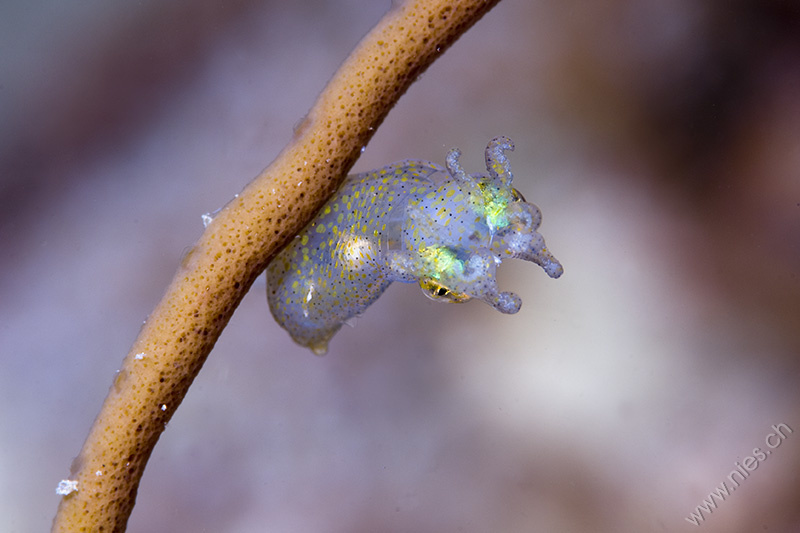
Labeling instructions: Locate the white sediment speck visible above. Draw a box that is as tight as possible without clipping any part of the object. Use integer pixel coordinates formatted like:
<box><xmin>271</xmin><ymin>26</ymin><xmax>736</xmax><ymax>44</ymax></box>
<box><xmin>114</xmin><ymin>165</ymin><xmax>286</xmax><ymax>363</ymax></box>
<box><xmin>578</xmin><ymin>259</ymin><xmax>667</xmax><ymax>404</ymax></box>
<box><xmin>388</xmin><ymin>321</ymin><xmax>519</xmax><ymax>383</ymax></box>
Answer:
<box><xmin>56</xmin><ymin>479</ymin><xmax>78</xmax><ymax>495</ymax></box>
<box><xmin>161</xmin><ymin>404</ymin><xmax>167</xmax><ymax>411</ymax></box>
<box><xmin>201</xmin><ymin>205</ymin><xmax>225</xmax><ymax>228</ymax></box>
<box><xmin>134</xmin><ymin>352</ymin><xmax>145</xmax><ymax>360</ymax></box>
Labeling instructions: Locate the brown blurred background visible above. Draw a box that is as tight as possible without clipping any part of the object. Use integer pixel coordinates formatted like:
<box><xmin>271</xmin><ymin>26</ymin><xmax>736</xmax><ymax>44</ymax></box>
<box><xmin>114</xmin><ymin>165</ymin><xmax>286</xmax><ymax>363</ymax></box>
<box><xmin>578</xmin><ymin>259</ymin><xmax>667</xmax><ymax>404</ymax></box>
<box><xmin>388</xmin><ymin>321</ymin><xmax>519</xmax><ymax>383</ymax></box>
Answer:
<box><xmin>2</xmin><ymin>1</ymin><xmax>799</xmax><ymax>531</ymax></box>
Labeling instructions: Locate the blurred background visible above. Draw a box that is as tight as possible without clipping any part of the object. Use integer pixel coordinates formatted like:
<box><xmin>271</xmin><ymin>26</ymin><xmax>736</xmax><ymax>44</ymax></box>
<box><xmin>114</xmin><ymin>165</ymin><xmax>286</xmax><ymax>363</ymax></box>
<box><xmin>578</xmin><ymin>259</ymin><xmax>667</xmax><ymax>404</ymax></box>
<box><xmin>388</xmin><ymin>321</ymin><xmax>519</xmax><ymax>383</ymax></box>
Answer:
<box><xmin>2</xmin><ymin>0</ymin><xmax>799</xmax><ymax>531</ymax></box>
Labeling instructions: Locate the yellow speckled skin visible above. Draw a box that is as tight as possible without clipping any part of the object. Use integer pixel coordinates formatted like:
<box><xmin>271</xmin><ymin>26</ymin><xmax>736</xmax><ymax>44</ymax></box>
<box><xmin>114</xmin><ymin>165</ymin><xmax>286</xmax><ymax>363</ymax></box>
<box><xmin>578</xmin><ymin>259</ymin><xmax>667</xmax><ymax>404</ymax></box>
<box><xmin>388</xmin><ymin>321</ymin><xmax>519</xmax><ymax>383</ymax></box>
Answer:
<box><xmin>268</xmin><ymin>137</ymin><xmax>563</xmax><ymax>354</ymax></box>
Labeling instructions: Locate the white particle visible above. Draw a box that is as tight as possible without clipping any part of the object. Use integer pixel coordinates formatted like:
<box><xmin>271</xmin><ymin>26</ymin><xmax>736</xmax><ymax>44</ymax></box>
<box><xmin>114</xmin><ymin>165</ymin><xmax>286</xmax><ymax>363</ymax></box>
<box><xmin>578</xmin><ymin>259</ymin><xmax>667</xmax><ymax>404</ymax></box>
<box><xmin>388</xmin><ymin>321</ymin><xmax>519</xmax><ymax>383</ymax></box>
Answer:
<box><xmin>95</xmin><ymin>470</ymin><xmax>103</xmax><ymax>476</ymax></box>
<box><xmin>201</xmin><ymin>206</ymin><xmax>223</xmax><ymax>228</ymax></box>
<box><xmin>56</xmin><ymin>479</ymin><xmax>78</xmax><ymax>495</ymax></box>
<box><xmin>134</xmin><ymin>352</ymin><xmax>145</xmax><ymax>360</ymax></box>
<box><xmin>161</xmin><ymin>404</ymin><xmax>167</xmax><ymax>411</ymax></box>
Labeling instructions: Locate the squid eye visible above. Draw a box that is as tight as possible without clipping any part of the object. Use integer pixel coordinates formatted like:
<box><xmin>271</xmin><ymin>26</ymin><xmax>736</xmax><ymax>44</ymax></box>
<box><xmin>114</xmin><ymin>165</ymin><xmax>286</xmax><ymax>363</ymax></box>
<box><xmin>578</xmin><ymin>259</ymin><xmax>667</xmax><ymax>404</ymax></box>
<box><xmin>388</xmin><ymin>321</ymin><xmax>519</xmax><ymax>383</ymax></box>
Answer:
<box><xmin>419</xmin><ymin>278</ymin><xmax>470</xmax><ymax>303</ymax></box>
<box><xmin>511</xmin><ymin>188</ymin><xmax>526</xmax><ymax>202</ymax></box>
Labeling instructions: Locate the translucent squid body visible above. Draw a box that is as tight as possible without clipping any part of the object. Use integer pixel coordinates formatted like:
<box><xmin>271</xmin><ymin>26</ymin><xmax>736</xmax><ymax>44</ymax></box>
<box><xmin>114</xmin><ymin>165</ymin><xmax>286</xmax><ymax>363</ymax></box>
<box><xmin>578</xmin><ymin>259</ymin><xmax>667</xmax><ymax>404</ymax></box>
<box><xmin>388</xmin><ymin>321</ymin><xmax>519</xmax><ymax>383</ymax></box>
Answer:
<box><xmin>267</xmin><ymin>137</ymin><xmax>563</xmax><ymax>354</ymax></box>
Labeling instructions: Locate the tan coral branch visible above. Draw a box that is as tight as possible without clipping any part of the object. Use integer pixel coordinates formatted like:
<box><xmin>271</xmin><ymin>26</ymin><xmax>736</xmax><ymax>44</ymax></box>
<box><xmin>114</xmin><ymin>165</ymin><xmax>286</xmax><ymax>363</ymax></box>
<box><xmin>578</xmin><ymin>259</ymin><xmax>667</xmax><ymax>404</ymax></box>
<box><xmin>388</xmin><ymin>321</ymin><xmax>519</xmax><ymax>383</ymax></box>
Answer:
<box><xmin>51</xmin><ymin>0</ymin><xmax>502</xmax><ymax>531</ymax></box>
